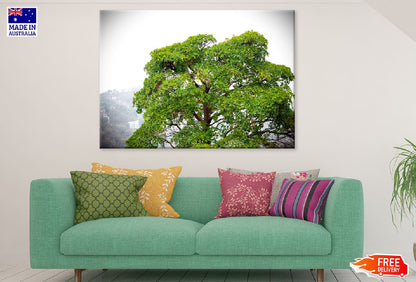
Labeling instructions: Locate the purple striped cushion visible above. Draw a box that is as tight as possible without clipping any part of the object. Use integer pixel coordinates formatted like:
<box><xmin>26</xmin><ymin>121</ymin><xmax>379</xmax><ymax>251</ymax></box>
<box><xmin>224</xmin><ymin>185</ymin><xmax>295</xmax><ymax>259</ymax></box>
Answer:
<box><xmin>269</xmin><ymin>179</ymin><xmax>335</xmax><ymax>224</ymax></box>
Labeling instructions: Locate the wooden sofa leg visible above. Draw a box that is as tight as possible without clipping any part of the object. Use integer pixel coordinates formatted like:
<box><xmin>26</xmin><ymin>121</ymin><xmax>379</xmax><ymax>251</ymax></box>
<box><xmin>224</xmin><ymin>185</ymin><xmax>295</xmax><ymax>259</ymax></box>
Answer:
<box><xmin>75</xmin><ymin>269</ymin><xmax>84</xmax><ymax>282</ymax></box>
<box><xmin>317</xmin><ymin>269</ymin><xmax>324</xmax><ymax>282</ymax></box>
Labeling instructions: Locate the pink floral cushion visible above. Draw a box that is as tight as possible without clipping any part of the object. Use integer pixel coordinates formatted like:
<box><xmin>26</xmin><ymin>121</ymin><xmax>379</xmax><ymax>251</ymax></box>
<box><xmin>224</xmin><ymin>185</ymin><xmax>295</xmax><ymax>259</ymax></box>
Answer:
<box><xmin>214</xmin><ymin>168</ymin><xmax>276</xmax><ymax>219</ymax></box>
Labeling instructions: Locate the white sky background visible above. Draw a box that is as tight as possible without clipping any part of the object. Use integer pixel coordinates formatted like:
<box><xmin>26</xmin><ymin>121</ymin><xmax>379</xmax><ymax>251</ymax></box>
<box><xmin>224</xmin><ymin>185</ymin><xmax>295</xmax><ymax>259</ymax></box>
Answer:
<box><xmin>100</xmin><ymin>10</ymin><xmax>294</xmax><ymax>93</ymax></box>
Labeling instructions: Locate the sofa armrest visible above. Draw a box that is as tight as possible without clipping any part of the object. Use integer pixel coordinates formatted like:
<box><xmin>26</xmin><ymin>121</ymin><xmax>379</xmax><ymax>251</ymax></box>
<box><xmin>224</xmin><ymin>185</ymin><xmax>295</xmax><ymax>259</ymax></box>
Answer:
<box><xmin>321</xmin><ymin>177</ymin><xmax>364</xmax><ymax>265</ymax></box>
<box><xmin>30</xmin><ymin>178</ymin><xmax>75</xmax><ymax>268</ymax></box>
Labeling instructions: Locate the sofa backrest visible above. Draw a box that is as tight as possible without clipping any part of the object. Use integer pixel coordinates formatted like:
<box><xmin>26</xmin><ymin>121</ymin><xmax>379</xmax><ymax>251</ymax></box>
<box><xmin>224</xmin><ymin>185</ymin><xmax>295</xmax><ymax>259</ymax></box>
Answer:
<box><xmin>169</xmin><ymin>177</ymin><xmax>222</xmax><ymax>224</ymax></box>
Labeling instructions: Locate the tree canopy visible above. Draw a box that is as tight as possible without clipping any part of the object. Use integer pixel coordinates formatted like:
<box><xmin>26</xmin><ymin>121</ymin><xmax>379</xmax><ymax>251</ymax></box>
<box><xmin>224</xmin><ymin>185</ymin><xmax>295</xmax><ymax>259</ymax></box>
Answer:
<box><xmin>126</xmin><ymin>30</ymin><xmax>295</xmax><ymax>148</ymax></box>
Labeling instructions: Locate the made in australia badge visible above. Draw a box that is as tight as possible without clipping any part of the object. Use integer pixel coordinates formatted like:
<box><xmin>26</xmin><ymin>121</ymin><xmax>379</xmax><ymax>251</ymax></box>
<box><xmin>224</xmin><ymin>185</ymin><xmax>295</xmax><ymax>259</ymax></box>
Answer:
<box><xmin>8</xmin><ymin>8</ymin><xmax>37</xmax><ymax>37</ymax></box>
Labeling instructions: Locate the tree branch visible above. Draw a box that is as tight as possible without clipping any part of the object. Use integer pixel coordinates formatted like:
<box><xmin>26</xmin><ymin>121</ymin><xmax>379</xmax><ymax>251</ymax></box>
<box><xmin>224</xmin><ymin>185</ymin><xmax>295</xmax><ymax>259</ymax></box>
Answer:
<box><xmin>168</xmin><ymin>121</ymin><xmax>182</xmax><ymax>131</ymax></box>
<box><xmin>210</xmin><ymin>118</ymin><xmax>224</xmax><ymax>126</ymax></box>
<box><xmin>203</xmin><ymin>103</ymin><xmax>212</xmax><ymax>126</ymax></box>
<box><xmin>174</xmin><ymin>124</ymin><xmax>181</xmax><ymax>131</ymax></box>
<box><xmin>193</xmin><ymin>112</ymin><xmax>203</xmax><ymax>122</ymax></box>
<box><xmin>163</xmin><ymin>138</ymin><xmax>176</xmax><ymax>149</ymax></box>
<box><xmin>225</xmin><ymin>127</ymin><xmax>234</xmax><ymax>136</ymax></box>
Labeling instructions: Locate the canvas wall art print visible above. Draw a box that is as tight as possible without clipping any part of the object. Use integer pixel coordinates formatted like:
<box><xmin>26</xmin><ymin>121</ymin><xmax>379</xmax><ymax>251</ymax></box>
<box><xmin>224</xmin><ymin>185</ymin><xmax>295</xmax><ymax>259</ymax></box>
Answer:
<box><xmin>100</xmin><ymin>10</ymin><xmax>295</xmax><ymax>149</ymax></box>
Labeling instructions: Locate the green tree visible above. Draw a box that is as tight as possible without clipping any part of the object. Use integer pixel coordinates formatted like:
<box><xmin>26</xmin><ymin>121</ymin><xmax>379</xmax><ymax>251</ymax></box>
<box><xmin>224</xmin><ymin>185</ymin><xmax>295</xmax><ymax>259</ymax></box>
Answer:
<box><xmin>126</xmin><ymin>31</ymin><xmax>294</xmax><ymax>148</ymax></box>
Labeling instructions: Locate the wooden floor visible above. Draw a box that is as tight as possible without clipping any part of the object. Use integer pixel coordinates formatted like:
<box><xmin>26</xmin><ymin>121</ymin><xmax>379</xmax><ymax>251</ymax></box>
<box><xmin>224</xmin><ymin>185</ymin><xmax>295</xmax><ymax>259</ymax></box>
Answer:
<box><xmin>1</xmin><ymin>266</ymin><xmax>415</xmax><ymax>282</ymax></box>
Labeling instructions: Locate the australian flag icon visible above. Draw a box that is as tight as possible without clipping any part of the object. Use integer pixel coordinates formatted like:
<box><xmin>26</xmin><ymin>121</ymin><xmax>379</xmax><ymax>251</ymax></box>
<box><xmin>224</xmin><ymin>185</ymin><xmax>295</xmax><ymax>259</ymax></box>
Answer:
<box><xmin>8</xmin><ymin>8</ymin><xmax>37</xmax><ymax>24</ymax></box>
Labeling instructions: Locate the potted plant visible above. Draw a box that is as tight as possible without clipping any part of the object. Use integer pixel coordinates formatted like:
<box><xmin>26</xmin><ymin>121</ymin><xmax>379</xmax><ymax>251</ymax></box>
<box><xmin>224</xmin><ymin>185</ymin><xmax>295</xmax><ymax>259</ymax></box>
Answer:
<box><xmin>391</xmin><ymin>138</ymin><xmax>416</xmax><ymax>259</ymax></box>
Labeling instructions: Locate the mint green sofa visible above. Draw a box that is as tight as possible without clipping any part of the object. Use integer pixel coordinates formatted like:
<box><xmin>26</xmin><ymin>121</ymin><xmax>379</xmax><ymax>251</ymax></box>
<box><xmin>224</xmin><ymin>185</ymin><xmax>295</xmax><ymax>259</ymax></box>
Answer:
<box><xmin>30</xmin><ymin>177</ymin><xmax>363</xmax><ymax>282</ymax></box>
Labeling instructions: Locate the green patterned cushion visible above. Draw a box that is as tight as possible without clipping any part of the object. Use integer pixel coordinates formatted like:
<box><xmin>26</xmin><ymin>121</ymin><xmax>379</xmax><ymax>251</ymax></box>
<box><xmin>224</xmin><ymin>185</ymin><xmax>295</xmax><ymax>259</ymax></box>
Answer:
<box><xmin>70</xmin><ymin>171</ymin><xmax>149</xmax><ymax>224</ymax></box>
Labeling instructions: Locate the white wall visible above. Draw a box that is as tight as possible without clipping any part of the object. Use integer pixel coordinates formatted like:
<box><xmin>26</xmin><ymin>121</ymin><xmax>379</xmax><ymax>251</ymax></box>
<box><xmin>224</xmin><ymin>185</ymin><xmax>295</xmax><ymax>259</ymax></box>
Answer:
<box><xmin>1</xmin><ymin>0</ymin><xmax>416</xmax><ymax>269</ymax></box>
<box><xmin>364</xmin><ymin>0</ymin><xmax>416</xmax><ymax>42</ymax></box>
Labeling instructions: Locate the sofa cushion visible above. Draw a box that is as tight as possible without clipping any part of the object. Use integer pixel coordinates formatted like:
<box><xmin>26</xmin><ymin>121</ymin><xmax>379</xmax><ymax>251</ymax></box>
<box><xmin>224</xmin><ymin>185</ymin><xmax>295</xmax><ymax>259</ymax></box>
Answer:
<box><xmin>61</xmin><ymin>217</ymin><xmax>203</xmax><ymax>255</ymax></box>
<box><xmin>70</xmin><ymin>171</ymin><xmax>148</xmax><ymax>225</ymax></box>
<box><xmin>269</xmin><ymin>179</ymin><xmax>335</xmax><ymax>224</ymax></box>
<box><xmin>91</xmin><ymin>163</ymin><xmax>182</xmax><ymax>218</ymax></box>
<box><xmin>215</xmin><ymin>169</ymin><xmax>275</xmax><ymax>218</ymax></box>
<box><xmin>196</xmin><ymin>216</ymin><xmax>331</xmax><ymax>256</ymax></box>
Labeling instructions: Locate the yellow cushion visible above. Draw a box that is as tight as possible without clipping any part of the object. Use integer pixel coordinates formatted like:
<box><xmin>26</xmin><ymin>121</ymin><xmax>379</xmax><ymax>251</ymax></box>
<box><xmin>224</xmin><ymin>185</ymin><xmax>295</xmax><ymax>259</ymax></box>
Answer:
<box><xmin>91</xmin><ymin>163</ymin><xmax>182</xmax><ymax>218</ymax></box>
